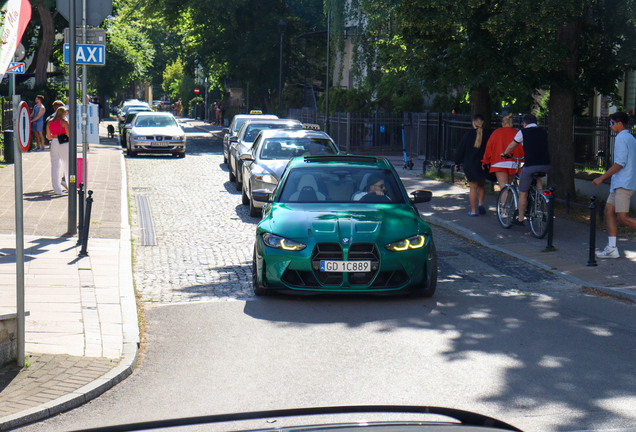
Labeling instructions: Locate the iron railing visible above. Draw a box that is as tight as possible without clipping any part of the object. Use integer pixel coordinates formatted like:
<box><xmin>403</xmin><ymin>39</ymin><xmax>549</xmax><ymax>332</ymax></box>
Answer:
<box><xmin>288</xmin><ymin>108</ymin><xmax>633</xmax><ymax>170</ymax></box>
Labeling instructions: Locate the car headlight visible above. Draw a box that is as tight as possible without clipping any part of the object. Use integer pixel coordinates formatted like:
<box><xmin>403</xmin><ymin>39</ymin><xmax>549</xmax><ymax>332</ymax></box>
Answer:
<box><xmin>385</xmin><ymin>234</ymin><xmax>426</xmax><ymax>251</ymax></box>
<box><xmin>255</xmin><ymin>174</ymin><xmax>277</xmax><ymax>184</ymax></box>
<box><xmin>173</xmin><ymin>135</ymin><xmax>185</xmax><ymax>140</ymax></box>
<box><xmin>262</xmin><ymin>233</ymin><xmax>306</xmax><ymax>251</ymax></box>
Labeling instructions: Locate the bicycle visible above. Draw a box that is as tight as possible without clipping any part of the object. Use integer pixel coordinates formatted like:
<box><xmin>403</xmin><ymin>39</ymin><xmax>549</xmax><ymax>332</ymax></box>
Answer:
<box><xmin>496</xmin><ymin>155</ymin><xmax>550</xmax><ymax>239</ymax></box>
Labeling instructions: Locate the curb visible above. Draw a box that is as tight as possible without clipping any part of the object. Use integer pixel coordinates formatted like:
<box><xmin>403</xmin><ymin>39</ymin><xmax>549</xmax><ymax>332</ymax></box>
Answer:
<box><xmin>0</xmin><ymin>150</ymin><xmax>140</xmax><ymax>431</ymax></box>
<box><xmin>425</xmin><ymin>215</ymin><xmax>636</xmax><ymax>303</ymax></box>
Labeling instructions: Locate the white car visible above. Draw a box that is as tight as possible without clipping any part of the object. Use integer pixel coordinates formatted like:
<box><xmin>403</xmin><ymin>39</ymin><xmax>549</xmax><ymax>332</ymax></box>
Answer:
<box><xmin>222</xmin><ymin>114</ymin><xmax>278</xmax><ymax>164</ymax></box>
<box><xmin>126</xmin><ymin>112</ymin><xmax>186</xmax><ymax>158</ymax></box>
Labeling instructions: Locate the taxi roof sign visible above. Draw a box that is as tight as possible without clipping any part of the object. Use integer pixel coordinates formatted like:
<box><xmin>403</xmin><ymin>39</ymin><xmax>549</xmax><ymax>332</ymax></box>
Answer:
<box><xmin>249</xmin><ymin>110</ymin><xmax>263</xmax><ymax>114</ymax></box>
<box><xmin>302</xmin><ymin>123</ymin><xmax>321</xmax><ymax>130</ymax></box>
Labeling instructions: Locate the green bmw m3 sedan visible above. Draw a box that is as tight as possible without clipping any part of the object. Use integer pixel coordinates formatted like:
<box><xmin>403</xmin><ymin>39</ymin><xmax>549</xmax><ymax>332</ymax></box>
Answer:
<box><xmin>252</xmin><ymin>155</ymin><xmax>438</xmax><ymax>297</ymax></box>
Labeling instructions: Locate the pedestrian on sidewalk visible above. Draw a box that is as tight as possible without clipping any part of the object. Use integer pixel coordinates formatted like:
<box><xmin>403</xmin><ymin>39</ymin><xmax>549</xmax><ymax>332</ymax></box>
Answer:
<box><xmin>592</xmin><ymin>111</ymin><xmax>636</xmax><ymax>259</ymax></box>
<box><xmin>454</xmin><ymin>114</ymin><xmax>492</xmax><ymax>216</ymax></box>
<box><xmin>30</xmin><ymin>95</ymin><xmax>46</xmax><ymax>151</ymax></box>
<box><xmin>215</xmin><ymin>101</ymin><xmax>223</xmax><ymax>125</ymax></box>
<box><xmin>502</xmin><ymin>113</ymin><xmax>551</xmax><ymax>227</ymax></box>
<box><xmin>46</xmin><ymin>106</ymin><xmax>71</xmax><ymax>194</ymax></box>
<box><xmin>482</xmin><ymin>114</ymin><xmax>524</xmax><ymax>194</ymax></box>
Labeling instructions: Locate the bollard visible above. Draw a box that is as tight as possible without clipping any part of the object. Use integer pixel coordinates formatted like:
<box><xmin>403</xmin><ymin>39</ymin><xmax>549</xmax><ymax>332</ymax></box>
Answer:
<box><xmin>79</xmin><ymin>190</ymin><xmax>93</xmax><ymax>257</ymax></box>
<box><xmin>422</xmin><ymin>159</ymin><xmax>427</xmax><ymax>175</ymax></box>
<box><xmin>587</xmin><ymin>196</ymin><xmax>597</xmax><ymax>266</ymax></box>
<box><xmin>545</xmin><ymin>187</ymin><xmax>556</xmax><ymax>250</ymax></box>
<box><xmin>564</xmin><ymin>192</ymin><xmax>570</xmax><ymax>216</ymax></box>
<box><xmin>77</xmin><ymin>183</ymin><xmax>84</xmax><ymax>246</ymax></box>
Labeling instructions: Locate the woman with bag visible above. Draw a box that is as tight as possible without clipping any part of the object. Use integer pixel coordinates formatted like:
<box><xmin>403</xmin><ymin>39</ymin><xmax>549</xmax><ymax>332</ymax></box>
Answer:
<box><xmin>46</xmin><ymin>107</ymin><xmax>71</xmax><ymax>194</ymax></box>
<box><xmin>454</xmin><ymin>114</ymin><xmax>492</xmax><ymax>216</ymax></box>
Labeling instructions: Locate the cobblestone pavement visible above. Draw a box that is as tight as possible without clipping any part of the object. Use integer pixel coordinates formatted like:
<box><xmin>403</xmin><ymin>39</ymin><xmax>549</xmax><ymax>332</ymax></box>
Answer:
<box><xmin>127</xmin><ymin>124</ymin><xmax>583</xmax><ymax>304</ymax></box>
<box><xmin>0</xmin><ymin>354</ymin><xmax>118</xmax><ymax>419</ymax></box>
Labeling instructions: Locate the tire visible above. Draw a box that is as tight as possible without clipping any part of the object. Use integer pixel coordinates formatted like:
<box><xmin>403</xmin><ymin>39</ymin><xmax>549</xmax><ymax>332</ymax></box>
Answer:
<box><xmin>178</xmin><ymin>152</ymin><xmax>186</xmax><ymax>158</ymax></box>
<box><xmin>242</xmin><ymin>183</ymin><xmax>250</xmax><ymax>205</ymax></box>
<box><xmin>229</xmin><ymin>164</ymin><xmax>236</xmax><ymax>182</ymax></box>
<box><xmin>235</xmin><ymin>169</ymin><xmax>242</xmax><ymax>191</ymax></box>
<box><xmin>529</xmin><ymin>193</ymin><xmax>549</xmax><ymax>239</ymax></box>
<box><xmin>253</xmin><ymin>250</ymin><xmax>273</xmax><ymax>296</ymax></box>
<box><xmin>497</xmin><ymin>186</ymin><xmax>516</xmax><ymax>229</ymax></box>
<box><xmin>249</xmin><ymin>192</ymin><xmax>262</xmax><ymax>217</ymax></box>
<box><xmin>412</xmin><ymin>241</ymin><xmax>438</xmax><ymax>298</ymax></box>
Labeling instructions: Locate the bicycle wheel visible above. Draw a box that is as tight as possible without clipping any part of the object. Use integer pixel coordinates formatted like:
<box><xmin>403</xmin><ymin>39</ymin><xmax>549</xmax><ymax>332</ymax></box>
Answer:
<box><xmin>529</xmin><ymin>193</ymin><xmax>549</xmax><ymax>239</ymax></box>
<box><xmin>497</xmin><ymin>186</ymin><xmax>516</xmax><ymax>229</ymax></box>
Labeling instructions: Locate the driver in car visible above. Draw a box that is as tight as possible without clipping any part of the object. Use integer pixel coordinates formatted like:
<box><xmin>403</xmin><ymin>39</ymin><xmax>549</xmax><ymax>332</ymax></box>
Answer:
<box><xmin>352</xmin><ymin>174</ymin><xmax>389</xmax><ymax>201</ymax></box>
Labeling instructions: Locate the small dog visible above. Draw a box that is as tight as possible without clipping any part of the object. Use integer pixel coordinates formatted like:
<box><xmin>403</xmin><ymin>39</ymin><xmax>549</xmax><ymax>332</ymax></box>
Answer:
<box><xmin>107</xmin><ymin>124</ymin><xmax>115</xmax><ymax>139</ymax></box>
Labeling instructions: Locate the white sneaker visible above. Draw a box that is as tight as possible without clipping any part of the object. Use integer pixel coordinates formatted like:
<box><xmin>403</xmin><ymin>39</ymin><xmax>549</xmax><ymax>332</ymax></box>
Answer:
<box><xmin>596</xmin><ymin>246</ymin><xmax>619</xmax><ymax>259</ymax></box>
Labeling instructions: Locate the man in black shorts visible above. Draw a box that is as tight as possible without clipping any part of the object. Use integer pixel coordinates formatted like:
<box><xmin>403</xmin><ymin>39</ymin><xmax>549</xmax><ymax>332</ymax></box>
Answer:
<box><xmin>501</xmin><ymin>113</ymin><xmax>551</xmax><ymax>226</ymax></box>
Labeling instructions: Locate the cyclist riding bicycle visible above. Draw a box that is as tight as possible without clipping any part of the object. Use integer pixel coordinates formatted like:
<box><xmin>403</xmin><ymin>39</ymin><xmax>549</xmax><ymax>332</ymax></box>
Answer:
<box><xmin>501</xmin><ymin>113</ymin><xmax>551</xmax><ymax>227</ymax></box>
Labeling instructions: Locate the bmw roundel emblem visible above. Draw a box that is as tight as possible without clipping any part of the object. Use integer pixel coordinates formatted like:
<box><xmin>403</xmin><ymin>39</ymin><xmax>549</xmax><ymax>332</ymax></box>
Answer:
<box><xmin>342</xmin><ymin>238</ymin><xmax>350</xmax><ymax>244</ymax></box>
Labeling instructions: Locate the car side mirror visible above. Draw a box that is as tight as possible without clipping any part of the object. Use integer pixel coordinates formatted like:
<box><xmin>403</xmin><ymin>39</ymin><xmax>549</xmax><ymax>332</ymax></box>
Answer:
<box><xmin>252</xmin><ymin>189</ymin><xmax>272</xmax><ymax>203</ymax></box>
<box><xmin>222</xmin><ymin>128</ymin><xmax>229</xmax><ymax>133</ymax></box>
<box><xmin>239</xmin><ymin>153</ymin><xmax>254</xmax><ymax>161</ymax></box>
<box><xmin>410</xmin><ymin>190</ymin><xmax>432</xmax><ymax>203</ymax></box>
<box><xmin>229</xmin><ymin>137</ymin><xmax>238</xmax><ymax>143</ymax></box>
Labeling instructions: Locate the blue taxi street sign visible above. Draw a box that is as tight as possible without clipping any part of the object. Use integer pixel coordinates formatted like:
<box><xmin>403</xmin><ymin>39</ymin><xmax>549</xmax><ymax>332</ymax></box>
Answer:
<box><xmin>63</xmin><ymin>44</ymin><xmax>106</xmax><ymax>65</ymax></box>
<box><xmin>6</xmin><ymin>62</ymin><xmax>26</xmax><ymax>74</ymax></box>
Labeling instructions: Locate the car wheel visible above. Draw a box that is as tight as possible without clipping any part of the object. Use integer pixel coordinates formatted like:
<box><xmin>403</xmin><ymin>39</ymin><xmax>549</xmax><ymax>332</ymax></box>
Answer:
<box><xmin>249</xmin><ymin>192</ymin><xmax>261</xmax><ymax>218</ymax></box>
<box><xmin>241</xmin><ymin>183</ymin><xmax>250</xmax><ymax>205</ymax></box>
<box><xmin>223</xmin><ymin>154</ymin><xmax>227</xmax><ymax>164</ymax></box>
<box><xmin>178</xmin><ymin>152</ymin><xmax>186</xmax><ymax>158</ymax></box>
<box><xmin>253</xmin><ymin>250</ymin><xmax>273</xmax><ymax>296</ymax></box>
<box><xmin>412</xmin><ymin>241</ymin><xmax>437</xmax><ymax>298</ymax></box>
<box><xmin>127</xmin><ymin>141</ymin><xmax>137</xmax><ymax>157</ymax></box>
<box><xmin>235</xmin><ymin>171</ymin><xmax>242</xmax><ymax>191</ymax></box>
<box><xmin>229</xmin><ymin>164</ymin><xmax>236</xmax><ymax>182</ymax></box>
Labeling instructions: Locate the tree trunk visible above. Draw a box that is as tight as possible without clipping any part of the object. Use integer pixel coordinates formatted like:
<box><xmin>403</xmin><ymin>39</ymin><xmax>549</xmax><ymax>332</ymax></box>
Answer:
<box><xmin>34</xmin><ymin>1</ymin><xmax>55</xmax><ymax>87</ymax></box>
<box><xmin>548</xmin><ymin>86</ymin><xmax>576</xmax><ymax>198</ymax></box>
<box><xmin>547</xmin><ymin>21</ymin><xmax>582</xmax><ymax>199</ymax></box>
<box><xmin>470</xmin><ymin>86</ymin><xmax>491</xmax><ymax>129</ymax></box>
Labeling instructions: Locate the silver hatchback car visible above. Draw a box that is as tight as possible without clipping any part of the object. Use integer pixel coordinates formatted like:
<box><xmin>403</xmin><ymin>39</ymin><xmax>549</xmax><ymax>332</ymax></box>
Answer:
<box><xmin>239</xmin><ymin>128</ymin><xmax>340</xmax><ymax>216</ymax></box>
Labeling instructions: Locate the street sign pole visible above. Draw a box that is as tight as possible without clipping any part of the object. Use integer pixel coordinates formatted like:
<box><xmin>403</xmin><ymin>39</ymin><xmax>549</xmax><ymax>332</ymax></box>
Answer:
<box><xmin>13</xmin><ymin>95</ymin><xmax>25</xmax><ymax>368</ymax></box>
<box><xmin>82</xmin><ymin>0</ymin><xmax>88</xmax><ymax>204</ymax></box>
<box><xmin>69</xmin><ymin>0</ymin><xmax>78</xmax><ymax>235</ymax></box>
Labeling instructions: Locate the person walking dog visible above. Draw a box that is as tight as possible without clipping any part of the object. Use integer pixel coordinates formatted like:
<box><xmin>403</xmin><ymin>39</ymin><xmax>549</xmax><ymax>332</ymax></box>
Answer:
<box><xmin>592</xmin><ymin>111</ymin><xmax>636</xmax><ymax>259</ymax></box>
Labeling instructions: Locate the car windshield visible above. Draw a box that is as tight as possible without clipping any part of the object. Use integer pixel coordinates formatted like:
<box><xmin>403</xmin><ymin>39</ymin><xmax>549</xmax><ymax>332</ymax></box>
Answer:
<box><xmin>134</xmin><ymin>116</ymin><xmax>177</xmax><ymax>128</ymax></box>
<box><xmin>260</xmin><ymin>138</ymin><xmax>337</xmax><ymax>160</ymax></box>
<box><xmin>278</xmin><ymin>167</ymin><xmax>404</xmax><ymax>203</ymax></box>
<box><xmin>244</xmin><ymin>123</ymin><xmax>300</xmax><ymax>142</ymax></box>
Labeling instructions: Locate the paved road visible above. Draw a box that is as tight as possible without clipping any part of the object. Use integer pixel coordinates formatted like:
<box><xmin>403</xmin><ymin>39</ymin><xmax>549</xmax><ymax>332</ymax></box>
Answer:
<box><xmin>15</xmin><ymin>124</ymin><xmax>636</xmax><ymax>432</ymax></box>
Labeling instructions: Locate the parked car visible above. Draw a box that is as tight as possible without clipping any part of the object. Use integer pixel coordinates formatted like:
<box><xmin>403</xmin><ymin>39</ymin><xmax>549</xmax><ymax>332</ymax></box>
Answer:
<box><xmin>228</xmin><ymin>119</ymin><xmax>302</xmax><ymax>190</ymax></box>
<box><xmin>222</xmin><ymin>114</ymin><xmax>278</xmax><ymax>165</ymax></box>
<box><xmin>240</xmin><ymin>128</ymin><xmax>340</xmax><ymax>216</ymax></box>
<box><xmin>251</xmin><ymin>154</ymin><xmax>437</xmax><ymax>297</ymax></box>
<box><xmin>126</xmin><ymin>112</ymin><xmax>186</xmax><ymax>158</ymax></box>
<box><xmin>119</xmin><ymin>107</ymin><xmax>153</xmax><ymax>146</ymax></box>
<box><xmin>118</xmin><ymin>103</ymin><xmax>151</xmax><ymax>126</ymax></box>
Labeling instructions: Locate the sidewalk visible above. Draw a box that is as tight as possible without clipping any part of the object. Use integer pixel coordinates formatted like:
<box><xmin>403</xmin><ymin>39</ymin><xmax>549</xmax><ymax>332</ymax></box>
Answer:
<box><xmin>190</xmin><ymin>119</ymin><xmax>636</xmax><ymax>302</ymax></box>
<box><xmin>0</xmin><ymin>121</ymin><xmax>138</xmax><ymax>430</ymax></box>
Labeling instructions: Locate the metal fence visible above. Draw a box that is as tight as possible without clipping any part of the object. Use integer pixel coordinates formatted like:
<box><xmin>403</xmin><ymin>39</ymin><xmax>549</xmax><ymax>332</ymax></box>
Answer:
<box><xmin>288</xmin><ymin>108</ymin><xmax>632</xmax><ymax>170</ymax></box>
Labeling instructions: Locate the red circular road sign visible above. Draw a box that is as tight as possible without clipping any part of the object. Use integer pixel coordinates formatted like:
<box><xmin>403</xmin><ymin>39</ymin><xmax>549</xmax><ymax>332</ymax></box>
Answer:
<box><xmin>194</xmin><ymin>88</ymin><xmax>200</xmax><ymax>94</ymax></box>
<box><xmin>17</xmin><ymin>101</ymin><xmax>31</xmax><ymax>153</ymax></box>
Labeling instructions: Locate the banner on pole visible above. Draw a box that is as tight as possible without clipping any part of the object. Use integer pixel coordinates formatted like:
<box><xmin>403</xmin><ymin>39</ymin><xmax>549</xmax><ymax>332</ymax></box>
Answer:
<box><xmin>0</xmin><ymin>0</ymin><xmax>32</xmax><ymax>80</ymax></box>
<box><xmin>76</xmin><ymin>103</ymin><xmax>100</xmax><ymax>144</ymax></box>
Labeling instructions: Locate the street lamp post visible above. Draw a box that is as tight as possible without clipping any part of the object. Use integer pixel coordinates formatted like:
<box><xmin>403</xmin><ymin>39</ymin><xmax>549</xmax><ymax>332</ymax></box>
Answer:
<box><xmin>278</xmin><ymin>19</ymin><xmax>286</xmax><ymax>118</ymax></box>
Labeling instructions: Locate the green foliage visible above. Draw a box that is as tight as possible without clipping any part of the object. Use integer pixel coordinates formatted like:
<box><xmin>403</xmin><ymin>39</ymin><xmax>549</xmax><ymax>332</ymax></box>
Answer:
<box><xmin>88</xmin><ymin>18</ymin><xmax>155</xmax><ymax>99</ymax></box>
<box><xmin>163</xmin><ymin>58</ymin><xmax>184</xmax><ymax>101</ymax></box>
<box><xmin>189</xmin><ymin>96</ymin><xmax>204</xmax><ymax>110</ymax></box>
<box><xmin>317</xmin><ymin>87</ymin><xmax>372</xmax><ymax>113</ymax></box>
<box><xmin>430</xmin><ymin>93</ymin><xmax>471</xmax><ymax>114</ymax></box>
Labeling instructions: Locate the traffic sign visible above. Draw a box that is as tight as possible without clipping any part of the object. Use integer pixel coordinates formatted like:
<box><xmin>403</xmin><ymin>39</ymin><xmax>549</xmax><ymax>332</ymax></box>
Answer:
<box><xmin>57</xmin><ymin>0</ymin><xmax>112</xmax><ymax>27</ymax></box>
<box><xmin>17</xmin><ymin>101</ymin><xmax>31</xmax><ymax>152</ymax></box>
<box><xmin>6</xmin><ymin>62</ymin><xmax>25</xmax><ymax>74</ymax></box>
<box><xmin>194</xmin><ymin>88</ymin><xmax>200</xmax><ymax>94</ymax></box>
<box><xmin>63</xmin><ymin>43</ymin><xmax>106</xmax><ymax>65</ymax></box>
<box><xmin>64</xmin><ymin>28</ymin><xmax>106</xmax><ymax>45</ymax></box>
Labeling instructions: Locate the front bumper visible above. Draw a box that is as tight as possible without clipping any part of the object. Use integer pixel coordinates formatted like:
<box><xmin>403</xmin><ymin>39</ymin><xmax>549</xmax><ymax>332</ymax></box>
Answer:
<box><xmin>254</xmin><ymin>235</ymin><xmax>433</xmax><ymax>294</ymax></box>
<box><xmin>131</xmin><ymin>140</ymin><xmax>186</xmax><ymax>153</ymax></box>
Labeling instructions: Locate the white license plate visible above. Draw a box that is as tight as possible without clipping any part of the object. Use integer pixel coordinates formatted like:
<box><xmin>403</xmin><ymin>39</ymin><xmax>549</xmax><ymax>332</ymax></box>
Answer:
<box><xmin>152</xmin><ymin>141</ymin><xmax>169</xmax><ymax>146</ymax></box>
<box><xmin>320</xmin><ymin>260</ymin><xmax>371</xmax><ymax>272</ymax></box>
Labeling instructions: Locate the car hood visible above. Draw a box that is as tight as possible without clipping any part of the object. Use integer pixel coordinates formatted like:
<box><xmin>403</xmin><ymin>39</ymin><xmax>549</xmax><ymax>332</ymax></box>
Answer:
<box><xmin>261</xmin><ymin>203</ymin><xmax>427</xmax><ymax>243</ymax></box>
<box><xmin>257</xmin><ymin>159</ymin><xmax>289</xmax><ymax>180</ymax></box>
<box><xmin>131</xmin><ymin>126</ymin><xmax>183</xmax><ymax>135</ymax></box>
